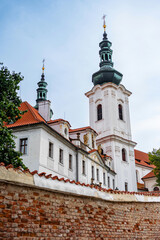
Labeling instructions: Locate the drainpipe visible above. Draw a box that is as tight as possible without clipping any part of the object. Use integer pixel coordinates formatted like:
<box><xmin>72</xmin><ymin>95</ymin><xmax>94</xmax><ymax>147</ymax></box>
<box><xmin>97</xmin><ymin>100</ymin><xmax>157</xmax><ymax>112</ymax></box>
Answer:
<box><xmin>76</xmin><ymin>148</ymin><xmax>79</xmax><ymax>182</ymax></box>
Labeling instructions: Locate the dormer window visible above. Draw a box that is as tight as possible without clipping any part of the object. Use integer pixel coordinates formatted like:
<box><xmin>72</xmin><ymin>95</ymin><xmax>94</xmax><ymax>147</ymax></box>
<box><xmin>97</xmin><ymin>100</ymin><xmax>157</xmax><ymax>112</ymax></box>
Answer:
<box><xmin>97</xmin><ymin>104</ymin><xmax>102</xmax><ymax>121</ymax></box>
<box><xmin>64</xmin><ymin>128</ymin><xmax>68</xmax><ymax>135</ymax></box>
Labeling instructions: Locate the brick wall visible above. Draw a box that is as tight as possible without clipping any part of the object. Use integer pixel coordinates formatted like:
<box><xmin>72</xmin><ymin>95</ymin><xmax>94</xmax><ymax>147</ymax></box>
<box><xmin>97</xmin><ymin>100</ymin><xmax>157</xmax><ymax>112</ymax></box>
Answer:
<box><xmin>0</xmin><ymin>181</ymin><xmax>160</xmax><ymax>239</ymax></box>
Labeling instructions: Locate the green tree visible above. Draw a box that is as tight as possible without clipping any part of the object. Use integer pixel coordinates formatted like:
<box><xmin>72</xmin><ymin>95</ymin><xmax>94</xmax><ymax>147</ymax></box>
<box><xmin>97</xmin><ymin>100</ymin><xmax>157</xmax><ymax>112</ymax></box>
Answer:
<box><xmin>0</xmin><ymin>64</ymin><xmax>26</xmax><ymax>169</ymax></box>
<box><xmin>149</xmin><ymin>148</ymin><xmax>160</xmax><ymax>186</ymax></box>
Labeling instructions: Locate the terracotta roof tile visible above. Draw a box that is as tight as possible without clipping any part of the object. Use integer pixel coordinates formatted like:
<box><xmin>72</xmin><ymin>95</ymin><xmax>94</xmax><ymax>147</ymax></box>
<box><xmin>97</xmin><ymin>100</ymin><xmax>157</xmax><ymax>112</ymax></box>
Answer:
<box><xmin>137</xmin><ymin>182</ymin><xmax>146</xmax><ymax>190</ymax></box>
<box><xmin>134</xmin><ymin>149</ymin><xmax>155</xmax><ymax>169</ymax></box>
<box><xmin>88</xmin><ymin>149</ymin><xmax>97</xmax><ymax>153</ymax></box>
<box><xmin>69</xmin><ymin>126</ymin><xmax>97</xmax><ymax>134</ymax></box>
<box><xmin>135</xmin><ymin>149</ymin><xmax>149</xmax><ymax>162</ymax></box>
<box><xmin>5</xmin><ymin>101</ymin><xmax>46</xmax><ymax>128</ymax></box>
<box><xmin>48</xmin><ymin>119</ymin><xmax>71</xmax><ymax>127</ymax></box>
<box><xmin>142</xmin><ymin>170</ymin><xmax>155</xmax><ymax>180</ymax></box>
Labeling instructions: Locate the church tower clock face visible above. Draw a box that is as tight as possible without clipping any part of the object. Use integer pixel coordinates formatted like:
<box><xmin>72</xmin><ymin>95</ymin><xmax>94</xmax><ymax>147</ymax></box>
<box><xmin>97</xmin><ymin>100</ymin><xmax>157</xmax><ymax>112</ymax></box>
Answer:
<box><xmin>85</xmin><ymin>17</ymin><xmax>137</xmax><ymax>192</ymax></box>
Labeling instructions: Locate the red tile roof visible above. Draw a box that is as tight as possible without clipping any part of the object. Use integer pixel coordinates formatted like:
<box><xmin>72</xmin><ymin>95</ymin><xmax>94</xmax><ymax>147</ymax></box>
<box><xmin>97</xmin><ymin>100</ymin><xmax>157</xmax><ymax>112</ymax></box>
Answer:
<box><xmin>88</xmin><ymin>149</ymin><xmax>97</xmax><ymax>154</ymax></box>
<box><xmin>5</xmin><ymin>102</ymin><xmax>46</xmax><ymax>128</ymax></box>
<box><xmin>137</xmin><ymin>182</ymin><xmax>146</xmax><ymax>190</ymax></box>
<box><xmin>48</xmin><ymin>119</ymin><xmax>71</xmax><ymax>127</ymax></box>
<box><xmin>142</xmin><ymin>170</ymin><xmax>155</xmax><ymax>180</ymax></box>
<box><xmin>134</xmin><ymin>149</ymin><xmax>155</xmax><ymax>169</ymax></box>
<box><xmin>69</xmin><ymin>126</ymin><xmax>97</xmax><ymax>134</ymax></box>
<box><xmin>1</xmin><ymin>162</ymin><xmax>160</xmax><ymax>196</ymax></box>
<box><xmin>135</xmin><ymin>149</ymin><xmax>149</xmax><ymax>162</ymax></box>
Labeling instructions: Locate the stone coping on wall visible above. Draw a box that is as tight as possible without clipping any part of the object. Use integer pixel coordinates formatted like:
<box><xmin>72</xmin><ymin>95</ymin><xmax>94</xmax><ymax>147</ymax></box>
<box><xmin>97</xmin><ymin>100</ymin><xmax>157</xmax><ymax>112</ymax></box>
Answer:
<box><xmin>0</xmin><ymin>162</ymin><xmax>160</xmax><ymax>202</ymax></box>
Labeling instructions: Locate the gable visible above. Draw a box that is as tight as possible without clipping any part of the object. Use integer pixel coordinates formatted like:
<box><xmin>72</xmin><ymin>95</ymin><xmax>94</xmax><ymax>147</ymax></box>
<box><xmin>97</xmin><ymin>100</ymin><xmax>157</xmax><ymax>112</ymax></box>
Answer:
<box><xmin>89</xmin><ymin>151</ymin><xmax>104</xmax><ymax>166</ymax></box>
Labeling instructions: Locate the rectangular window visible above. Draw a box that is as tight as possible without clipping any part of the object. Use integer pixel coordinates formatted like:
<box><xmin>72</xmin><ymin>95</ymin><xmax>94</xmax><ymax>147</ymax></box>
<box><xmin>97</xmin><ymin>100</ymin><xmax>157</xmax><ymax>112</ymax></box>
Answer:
<box><xmin>69</xmin><ymin>154</ymin><xmax>72</xmax><ymax>170</ymax></box>
<box><xmin>103</xmin><ymin>172</ymin><xmax>106</xmax><ymax>185</ymax></box>
<box><xmin>20</xmin><ymin>138</ymin><xmax>28</xmax><ymax>155</ymax></box>
<box><xmin>113</xmin><ymin>179</ymin><xmax>115</xmax><ymax>190</ymax></box>
<box><xmin>125</xmin><ymin>182</ymin><xmax>128</xmax><ymax>191</ymax></box>
<box><xmin>49</xmin><ymin>142</ymin><xmax>53</xmax><ymax>158</ymax></box>
<box><xmin>91</xmin><ymin>166</ymin><xmax>94</xmax><ymax>179</ymax></box>
<box><xmin>59</xmin><ymin>149</ymin><xmax>63</xmax><ymax>164</ymax></box>
<box><xmin>82</xmin><ymin>160</ymin><xmax>85</xmax><ymax>175</ymax></box>
<box><xmin>97</xmin><ymin>168</ymin><xmax>99</xmax><ymax>181</ymax></box>
<box><xmin>108</xmin><ymin>176</ymin><xmax>110</xmax><ymax>188</ymax></box>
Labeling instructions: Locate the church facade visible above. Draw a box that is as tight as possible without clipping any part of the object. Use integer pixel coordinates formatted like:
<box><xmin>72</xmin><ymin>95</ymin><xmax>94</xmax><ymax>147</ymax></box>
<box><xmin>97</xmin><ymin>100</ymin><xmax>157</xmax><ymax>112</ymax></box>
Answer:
<box><xmin>6</xmin><ymin>22</ymin><xmax>156</xmax><ymax>192</ymax></box>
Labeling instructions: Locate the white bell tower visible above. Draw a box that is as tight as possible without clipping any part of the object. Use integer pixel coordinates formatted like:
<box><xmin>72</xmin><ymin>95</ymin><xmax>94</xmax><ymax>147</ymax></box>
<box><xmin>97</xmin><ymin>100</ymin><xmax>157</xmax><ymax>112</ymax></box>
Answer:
<box><xmin>85</xmin><ymin>18</ymin><xmax>137</xmax><ymax>191</ymax></box>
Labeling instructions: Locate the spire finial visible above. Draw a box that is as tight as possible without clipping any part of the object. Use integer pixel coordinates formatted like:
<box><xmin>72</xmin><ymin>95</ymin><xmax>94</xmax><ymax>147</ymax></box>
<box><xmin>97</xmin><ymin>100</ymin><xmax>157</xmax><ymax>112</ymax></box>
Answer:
<box><xmin>102</xmin><ymin>15</ymin><xmax>106</xmax><ymax>32</ymax></box>
<box><xmin>42</xmin><ymin>58</ymin><xmax>45</xmax><ymax>73</ymax></box>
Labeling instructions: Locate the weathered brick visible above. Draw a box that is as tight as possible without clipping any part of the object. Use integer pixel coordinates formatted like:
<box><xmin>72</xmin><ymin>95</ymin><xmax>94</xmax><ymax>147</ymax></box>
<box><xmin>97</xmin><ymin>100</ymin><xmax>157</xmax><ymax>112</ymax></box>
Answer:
<box><xmin>0</xmin><ymin>181</ymin><xmax>160</xmax><ymax>239</ymax></box>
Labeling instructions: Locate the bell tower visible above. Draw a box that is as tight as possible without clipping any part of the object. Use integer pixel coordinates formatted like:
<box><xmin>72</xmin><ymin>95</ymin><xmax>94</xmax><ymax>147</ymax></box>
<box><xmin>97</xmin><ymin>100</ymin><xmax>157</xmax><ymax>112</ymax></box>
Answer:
<box><xmin>35</xmin><ymin>60</ymin><xmax>53</xmax><ymax>121</ymax></box>
<box><xmin>36</xmin><ymin>59</ymin><xmax>48</xmax><ymax>103</ymax></box>
<box><xmin>85</xmin><ymin>17</ymin><xmax>137</xmax><ymax>191</ymax></box>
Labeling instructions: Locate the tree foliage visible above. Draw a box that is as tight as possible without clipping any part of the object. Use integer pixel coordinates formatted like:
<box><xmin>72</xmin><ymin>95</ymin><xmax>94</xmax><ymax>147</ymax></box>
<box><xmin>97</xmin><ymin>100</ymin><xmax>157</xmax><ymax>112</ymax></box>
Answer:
<box><xmin>149</xmin><ymin>148</ymin><xmax>160</xmax><ymax>186</ymax></box>
<box><xmin>0</xmin><ymin>64</ymin><xmax>26</xmax><ymax>169</ymax></box>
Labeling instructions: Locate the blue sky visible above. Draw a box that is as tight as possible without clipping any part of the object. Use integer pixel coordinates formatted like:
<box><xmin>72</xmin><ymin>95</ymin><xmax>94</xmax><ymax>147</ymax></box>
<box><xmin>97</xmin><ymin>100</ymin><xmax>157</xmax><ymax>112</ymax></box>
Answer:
<box><xmin>1</xmin><ymin>0</ymin><xmax>160</xmax><ymax>152</ymax></box>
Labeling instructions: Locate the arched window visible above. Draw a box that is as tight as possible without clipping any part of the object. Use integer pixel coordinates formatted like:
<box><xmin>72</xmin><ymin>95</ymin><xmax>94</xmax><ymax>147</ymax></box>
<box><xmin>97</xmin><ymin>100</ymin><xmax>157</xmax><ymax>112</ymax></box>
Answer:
<box><xmin>97</xmin><ymin>104</ymin><xmax>102</xmax><ymax>121</ymax></box>
<box><xmin>118</xmin><ymin>104</ymin><xmax>123</xmax><ymax>120</ymax></box>
<box><xmin>153</xmin><ymin>187</ymin><xmax>159</xmax><ymax>191</ymax></box>
<box><xmin>64</xmin><ymin>128</ymin><xmax>67</xmax><ymax>135</ymax></box>
<box><xmin>122</xmin><ymin>148</ymin><xmax>126</xmax><ymax>161</ymax></box>
<box><xmin>105</xmin><ymin>54</ymin><xmax>108</xmax><ymax>61</ymax></box>
<box><xmin>40</xmin><ymin>92</ymin><xmax>42</xmax><ymax>98</ymax></box>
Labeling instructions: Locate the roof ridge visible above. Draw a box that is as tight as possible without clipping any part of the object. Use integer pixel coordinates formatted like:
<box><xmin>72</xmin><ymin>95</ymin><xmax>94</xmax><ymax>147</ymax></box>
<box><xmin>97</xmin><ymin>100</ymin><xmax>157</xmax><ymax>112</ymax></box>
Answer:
<box><xmin>135</xmin><ymin>149</ymin><xmax>148</xmax><ymax>155</ymax></box>
<box><xmin>69</xmin><ymin>126</ymin><xmax>97</xmax><ymax>133</ymax></box>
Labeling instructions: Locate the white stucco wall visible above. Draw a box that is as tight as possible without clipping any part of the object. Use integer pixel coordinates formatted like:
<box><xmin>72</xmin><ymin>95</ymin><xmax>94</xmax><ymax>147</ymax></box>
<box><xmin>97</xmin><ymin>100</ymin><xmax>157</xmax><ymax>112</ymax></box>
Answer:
<box><xmin>143</xmin><ymin>177</ymin><xmax>157</xmax><ymax>191</ymax></box>
<box><xmin>38</xmin><ymin>128</ymin><xmax>77</xmax><ymax>179</ymax></box>
<box><xmin>85</xmin><ymin>82</ymin><xmax>137</xmax><ymax>191</ymax></box>
<box><xmin>13</xmin><ymin>125</ymin><xmax>115</xmax><ymax>189</ymax></box>
<box><xmin>13</xmin><ymin>128</ymin><xmax>41</xmax><ymax>171</ymax></box>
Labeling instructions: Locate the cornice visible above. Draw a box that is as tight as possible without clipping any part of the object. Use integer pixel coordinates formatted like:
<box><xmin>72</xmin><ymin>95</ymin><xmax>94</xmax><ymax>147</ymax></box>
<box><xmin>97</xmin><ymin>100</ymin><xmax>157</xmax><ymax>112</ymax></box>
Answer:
<box><xmin>96</xmin><ymin>134</ymin><xmax>137</xmax><ymax>147</ymax></box>
<box><xmin>85</xmin><ymin>82</ymin><xmax>132</xmax><ymax>98</ymax></box>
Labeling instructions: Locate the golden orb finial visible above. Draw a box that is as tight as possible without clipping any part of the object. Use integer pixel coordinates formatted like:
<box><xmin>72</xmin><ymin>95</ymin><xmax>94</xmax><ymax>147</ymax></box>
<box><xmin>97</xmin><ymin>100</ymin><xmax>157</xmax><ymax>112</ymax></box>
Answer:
<box><xmin>42</xmin><ymin>59</ymin><xmax>45</xmax><ymax>73</ymax></box>
<box><xmin>102</xmin><ymin>15</ymin><xmax>106</xmax><ymax>31</ymax></box>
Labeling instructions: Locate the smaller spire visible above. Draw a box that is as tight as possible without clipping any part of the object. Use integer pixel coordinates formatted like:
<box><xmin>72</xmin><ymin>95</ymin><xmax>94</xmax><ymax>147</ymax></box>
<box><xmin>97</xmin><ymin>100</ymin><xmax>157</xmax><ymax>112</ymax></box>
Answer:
<box><xmin>41</xmin><ymin>59</ymin><xmax>45</xmax><ymax>81</ymax></box>
<box><xmin>36</xmin><ymin>59</ymin><xmax>48</xmax><ymax>103</ymax></box>
<box><xmin>102</xmin><ymin>15</ymin><xmax>107</xmax><ymax>39</ymax></box>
